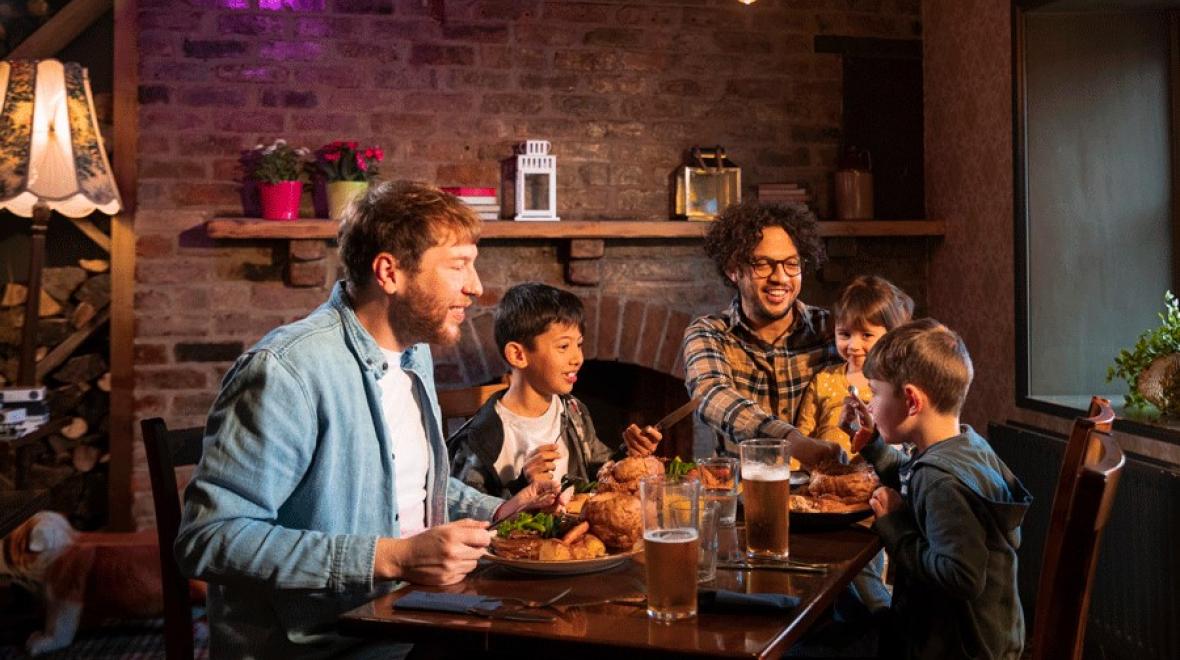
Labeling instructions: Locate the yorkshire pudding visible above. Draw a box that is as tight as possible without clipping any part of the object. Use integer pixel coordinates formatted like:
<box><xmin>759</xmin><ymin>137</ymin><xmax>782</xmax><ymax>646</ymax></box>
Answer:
<box><xmin>582</xmin><ymin>492</ymin><xmax>643</xmax><ymax>552</ymax></box>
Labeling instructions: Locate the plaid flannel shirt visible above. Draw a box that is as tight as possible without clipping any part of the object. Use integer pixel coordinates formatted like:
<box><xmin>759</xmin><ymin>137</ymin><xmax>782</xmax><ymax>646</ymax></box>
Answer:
<box><xmin>682</xmin><ymin>297</ymin><xmax>840</xmax><ymax>456</ymax></box>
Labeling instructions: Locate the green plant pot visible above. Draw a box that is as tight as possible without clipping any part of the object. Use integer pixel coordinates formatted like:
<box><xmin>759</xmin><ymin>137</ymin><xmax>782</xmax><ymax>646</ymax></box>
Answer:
<box><xmin>327</xmin><ymin>181</ymin><xmax>368</xmax><ymax>221</ymax></box>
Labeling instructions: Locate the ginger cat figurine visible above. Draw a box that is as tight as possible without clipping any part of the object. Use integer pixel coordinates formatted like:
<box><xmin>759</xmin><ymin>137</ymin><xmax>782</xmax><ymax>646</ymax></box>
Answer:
<box><xmin>0</xmin><ymin>511</ymin><xmax>203</xmax><ymax>656</ymax></box>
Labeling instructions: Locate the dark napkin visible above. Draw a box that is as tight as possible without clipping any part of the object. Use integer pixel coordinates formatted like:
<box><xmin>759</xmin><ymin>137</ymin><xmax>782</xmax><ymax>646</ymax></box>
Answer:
<box><xmin>698</xmin><ymin>589</ymin><xmax>800</xmax><ymax>613</ymax></box>
<box><xmin>393</xmin><ymin>592</ymin><xmax>502</xmax><ymax>614</ymax></box>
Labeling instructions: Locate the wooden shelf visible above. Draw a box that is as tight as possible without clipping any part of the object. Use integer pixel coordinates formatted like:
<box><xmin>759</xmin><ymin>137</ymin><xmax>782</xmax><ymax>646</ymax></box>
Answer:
<box><xmin>205</xmin><ymin>218</ymin><xmax>946</xmax><ymax>241</ymax></box>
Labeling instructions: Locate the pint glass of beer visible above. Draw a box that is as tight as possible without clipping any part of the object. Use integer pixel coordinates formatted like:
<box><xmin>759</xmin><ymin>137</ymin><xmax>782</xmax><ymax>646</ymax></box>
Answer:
<box><xmin>739</xmin><ymin>439</ymin><xmax>792</xmax><ymax>559</ymax></box>
<box><xmin>639</xmin><ymin>475</ymin><xmax>701</xmax><ymax>622</ymax></box>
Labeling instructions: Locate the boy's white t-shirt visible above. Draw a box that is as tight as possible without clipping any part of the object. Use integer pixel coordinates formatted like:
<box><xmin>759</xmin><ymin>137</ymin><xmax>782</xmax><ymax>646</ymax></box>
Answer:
<box><xmin>493</xmin><ymin>395</ymin><xmax>569</xmax><ymax>487</ymax></box>
<box><xmin>378</xmin><ymin>349</ymin><xmax>428</xmax><ymax>538</ymax></box>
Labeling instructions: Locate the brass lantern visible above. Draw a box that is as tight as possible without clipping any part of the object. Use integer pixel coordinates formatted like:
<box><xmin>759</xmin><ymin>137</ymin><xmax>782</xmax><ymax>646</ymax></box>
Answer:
<box><xmin>675</xmin><ymin>146</ymin><xmax>740</xmax><ymax>221</ymax></box>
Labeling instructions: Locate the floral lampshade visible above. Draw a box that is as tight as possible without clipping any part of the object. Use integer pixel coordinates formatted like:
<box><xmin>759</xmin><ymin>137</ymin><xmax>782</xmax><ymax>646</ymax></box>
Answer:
<box><xmin>0</xmin><ymin>59</ymin><xmax>121</xmax><ymax>218</ymax></box>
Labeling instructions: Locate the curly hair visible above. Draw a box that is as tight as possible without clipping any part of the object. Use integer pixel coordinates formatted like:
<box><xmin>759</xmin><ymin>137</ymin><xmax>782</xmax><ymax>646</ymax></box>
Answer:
<box><xmin>338</xmin><ymin>180</ymin><xmax>481</xmax><ymax>287</ymax></box>
<box><xmin>703</xmin><ymin>200</ymin><xmax>826</xmax><ymax>288</ymax></box>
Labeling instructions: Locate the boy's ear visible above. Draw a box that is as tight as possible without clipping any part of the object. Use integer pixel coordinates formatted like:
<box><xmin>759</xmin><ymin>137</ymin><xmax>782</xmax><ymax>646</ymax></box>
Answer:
<box><xmin>503</xmin><ymin>341</ymin><xmax>529</xmax><ymax>370</ymax></box>
<box><xmin>902</xmin><ymin>384</ymin><xmax>924</xmax><ymax>417</ymax></box>
<box><xmin>371</xmin><ymin>252</ymin><xmax>401</xmax><ymax>295</ymax></box>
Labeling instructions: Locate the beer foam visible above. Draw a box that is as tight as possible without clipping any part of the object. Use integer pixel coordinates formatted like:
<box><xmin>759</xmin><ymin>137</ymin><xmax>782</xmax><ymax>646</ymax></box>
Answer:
<box><xmin>644</xmin><ymin>528</ymin><xmax>699</xmax><ymax>543</ymax></box>
<box><xmin>742</xmin><ymin>464</ymin><xmax>791</xmax><ymax>482</ymax></box>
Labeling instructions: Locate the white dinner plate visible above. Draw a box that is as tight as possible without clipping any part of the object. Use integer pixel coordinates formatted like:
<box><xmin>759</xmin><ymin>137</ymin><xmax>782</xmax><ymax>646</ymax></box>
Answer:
<box><xmin>483</xmin><ymin>547</ymin><xmax>642</xmax><ymax>576</ymax></box>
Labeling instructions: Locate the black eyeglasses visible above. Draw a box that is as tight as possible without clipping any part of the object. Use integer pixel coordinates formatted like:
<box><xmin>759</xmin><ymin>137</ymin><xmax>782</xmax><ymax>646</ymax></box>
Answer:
<box><xmin>747</xmin><ymin>257</ymin><xmax>805</xmax><ymax>278</ymax></box>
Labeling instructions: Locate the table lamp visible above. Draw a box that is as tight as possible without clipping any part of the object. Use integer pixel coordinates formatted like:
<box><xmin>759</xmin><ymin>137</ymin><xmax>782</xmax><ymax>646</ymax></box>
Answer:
<box><xmin>0</xmin><ymin>59</ymin><xmax>121</xmax><ymax>386</ymax></box>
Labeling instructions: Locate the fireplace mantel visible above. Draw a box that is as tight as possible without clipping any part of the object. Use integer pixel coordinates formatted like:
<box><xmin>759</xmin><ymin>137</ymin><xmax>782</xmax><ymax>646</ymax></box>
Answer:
<box><xmin>204</xmin><ymin>218</ymin><xmax>945</xmax><ymax>287</ymax></box>
<box><xmin>206</xmin><ymin>218</ymin><xmax>946</xmax><ymax>240</ymax></box>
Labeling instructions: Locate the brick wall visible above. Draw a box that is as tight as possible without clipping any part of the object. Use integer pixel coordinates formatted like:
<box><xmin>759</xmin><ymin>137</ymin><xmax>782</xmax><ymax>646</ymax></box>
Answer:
<box><xmin>130</xmin><ymin>0</ymin><xmax>922</xmax><ymax>528</ymax></box>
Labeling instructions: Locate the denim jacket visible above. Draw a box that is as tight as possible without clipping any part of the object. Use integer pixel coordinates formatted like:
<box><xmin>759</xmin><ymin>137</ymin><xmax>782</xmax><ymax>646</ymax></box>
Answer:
<box><xmin>175</xmin><ymin>281</ymin><xmax>503</xmax><ymax>659</ymax></box>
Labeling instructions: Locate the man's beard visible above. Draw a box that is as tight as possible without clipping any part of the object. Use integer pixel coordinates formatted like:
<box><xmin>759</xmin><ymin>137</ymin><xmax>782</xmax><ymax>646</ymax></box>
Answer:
<box><xmin>388</xmin><ymin>278</ymin><xmax>460</xmax><ymax>347</ymax></box>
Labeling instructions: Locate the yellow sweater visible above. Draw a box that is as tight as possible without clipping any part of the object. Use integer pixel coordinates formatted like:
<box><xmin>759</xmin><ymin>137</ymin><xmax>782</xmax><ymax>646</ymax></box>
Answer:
<box><xmin>794</xmin><ymin>363</ymin><xmax>871</xmax><ymax>458</ymax></box>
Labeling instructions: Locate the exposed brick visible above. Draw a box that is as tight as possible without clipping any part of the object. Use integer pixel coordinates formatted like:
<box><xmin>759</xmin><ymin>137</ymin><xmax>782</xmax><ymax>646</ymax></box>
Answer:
<box><xmin>370</xmin><ymin>112</ymin><xmax>434</xmax><ymax>133</ymax></box>
<box><xmin>215</xmin><ymin>64</ymin><xmax>290</xmax><ymax>83</ymax></box>
<box><xmin>580</xmin><ymin>296</ymin><xmax>598</xmax><ymax>360</ymax></box>
<box><xmin>659</xmin><ymin>79</ymin><xmax>702</xmax><ymax>96</ymax></box>
<box><xmin>137</xmin><ymin>368</ymin><xmax>207</xmax><ymax>390</ymax></box>
<box><xmin>295</xmin><ymin>16</ymin><xmax>360</xmax><ymax>37</ymax></box>
<box><xmin>217</xmin><ymin>14</ymin><xmax>285</xmax><ymax>36</ymax></box>
<box><xmin>475</xmin><ymin>0</ymin><xmax>540</xmax><ymax>21</ymax></box>
<box><xmin>657</xmin><ymin>310</ymin><xmax>691</xmax><ymax>375</ymax></box>
<box><xmin>143</xmin><ymin>62</ymin><xmax>210</xmax><ymax>82</ymax></box>
<box><xmin>447</xmin><ymin>69</ymin><xmax>512</xmax><ymax>90</ymax></box>
<box><xmin>333</xmin><ymin>0</ymin><xmax>393</xmax><ymax>13</ymax></box>
<box><xmin>292</xmin><ymin>113</ymin><xmax>359</xmax><ymax>131</ymax></box>
<box><xmin>260</xmin><ymin>0</ymin><xmax>327</xmax><ymax>10</ymax></box>
<box><xmin>583</xmin><ymin>28</ymin><xmax>645</xmax><ymax>49</ymax></box>
<box><xmin>724</xmin><ymin>79</ymin><xmax>782</xmax><ymax>100</ymax></box>
<box><xmin>138</xmin><ymin>85</ymin><xmax>170</xmax><ymax>105</ymax></box>
<box><xmin>183</xmin><ymin>39</ymin><xmax>249</xmax><ymax>59</ymax></box>
<box><xmin>289</xmin><ymin>239</ymin><xmax>326</xmax><ymax>261</ymax></box>
<box><xmin>552</xmin><ymin>95</ymin><xmax>611</xmax><ymax>117</ymax></box>
<box><xmin>442</xmin><ymin>23</ymin><xmax>510</xmax><ymax>43</ymax></box>
<box><xmin>133</xmin><ymin>343</ymin><xmax>170</xmax><ymax>365</ymax></box>
<box><xmin>403</xmin><ymin>93</ymin><xmax>474</xmax><ymax>113</ymax></box>
<box><xmin>570</xmin><ymin>239</ymin><xmax>604</xmax><ymax>259</ymax></box>
<box><xmin>554</xmin><ymin>50</ymin><xmax>620</xmax><ymax>72</ymax></box>
<box><xmin>172</xmin><ymin>392</ymin><xmax>218</xmax><ymax>417</ymax></box>
<box><xmin>615</xmin><ymin>299</ymin><xmax>643</xmax><ymax>363</ymax></box>
<box><xmin>216</xmin><ymin>111</ymin><xmax>285</xmax><ymax>132</ymax></box>
<box><xmin>410</xmin><ymin>44</ymin><xmax>476</xmax><ymax>66</ymax></box>
<box><xmin>481</xmin><ymin>93</ymin><xmax>544</xmax><ymax>115</ymax></box>
<box><xmin>756</xmin><ymin>147</ymin><xmax>811</xmax><ymax>168</ymax></box>
<box><xmin>287</xmin><ymin>260</ymin><xmax>327</xmax><ymax>287</ymax></box>
<box><xmin>175</xmin><ymin>341</ymin><xmax>244</xmax><ymax>362</ymax></box>
<box><xmin>638</xmin><ymin>305</ymin><xmax>668</xmax><ymax>369</ymax></box>
<box><xmin>178</xmin><ymin>87</ymin><xmax>248</xmax><ymax>107</ymax></box>
<box><xmin>596</xmin><ymin>295</ymin><xmax>620</xmax><ymax>360</ymax></box>
<box><xmin>518</xmin><ymin>73</ymin><xmax>577</xmax><ymax>91</ymax></box>
<box><xmin>261</xmin><ymin>90</ymin><xmax>319</xmax><ymax>108</ymax></box>
<box><xmin>542</xmin><ymin>2</ymin><xmax>611</xmax><ymax>23</ymax></box>
<box><xmin>170</xmin><ymin>182</ymin><xmax>241</xmax><ymax>207</ymax></box>
<box><xmin>260</xmin><ymin>40</ymin><xmax>324</xmax><ymax>61</ymax></box>
<box><xmin>139</xmin><ymin>160</ymin><xmax>208</xmax><ymax>179</ymax></box>
<box><xmin>435</xmin><ymin>162</ymin><xmax>500</xmax><ymax>186</ymax></box>
<box><xmin>336</xmin><ymin>42</ymin><xmax>400</xmax><ymax>63</ymax></box>
<box><xmin>177</xmin><ymin>134</ymin><xmax>244</xmax><ymax>156</ymax></box>
<box><xmin>567</xmin><ymin>260</ymin><xmax>601</xmax><ymax>286</ymax></box>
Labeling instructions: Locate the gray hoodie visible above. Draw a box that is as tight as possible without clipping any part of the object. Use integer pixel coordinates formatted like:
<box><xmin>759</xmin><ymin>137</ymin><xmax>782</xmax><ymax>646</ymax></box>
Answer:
<box><xmin>862</xmin><ymin>425</ymin><xmax>1032</xmax><ymax>660</ymax></box>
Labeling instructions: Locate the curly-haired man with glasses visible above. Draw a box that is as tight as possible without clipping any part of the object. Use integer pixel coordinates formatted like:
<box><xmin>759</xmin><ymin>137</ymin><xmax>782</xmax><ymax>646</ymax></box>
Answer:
<box><xmin>675</xmin><ymin>200</ymin><xmax>844</xmax><ymax>464</ymax></box>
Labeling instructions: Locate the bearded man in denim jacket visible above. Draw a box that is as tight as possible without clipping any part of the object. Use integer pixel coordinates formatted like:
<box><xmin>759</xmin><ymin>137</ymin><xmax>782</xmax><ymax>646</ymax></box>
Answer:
<box><xmin>175</xmin><ymin>181</ymin><xmax>559</xmax><ymax>659</ymax></box>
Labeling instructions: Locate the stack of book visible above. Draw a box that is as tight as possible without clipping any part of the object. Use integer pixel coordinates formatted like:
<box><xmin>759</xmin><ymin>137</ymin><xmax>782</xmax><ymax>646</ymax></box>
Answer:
<box><xmin>1</xmin><ymin>386</ymin><xmax>49</xmax><ymax>440</ymax></box>
<box><xmin>757</xmin><ymin>183</ymin><xmax>811</xmax><ymax>209</ymax></box>
<box><xmin>441</xmin><ymin>187</ymin><xmax>500</xmax><ymax>220</ymax></box>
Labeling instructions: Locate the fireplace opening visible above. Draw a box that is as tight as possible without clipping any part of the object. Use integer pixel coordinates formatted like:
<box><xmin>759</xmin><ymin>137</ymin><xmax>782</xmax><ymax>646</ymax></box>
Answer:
<box><xmin>572</xmin><ymin>360</ymin><xmax>694</xmax><ymax>461</ymax></box>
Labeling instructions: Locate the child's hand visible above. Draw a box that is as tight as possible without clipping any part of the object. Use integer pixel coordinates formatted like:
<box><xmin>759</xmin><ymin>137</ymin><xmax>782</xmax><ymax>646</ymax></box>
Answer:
<box><xmin>522</xmin><ymin>443</ymin><xmax>560</xmax><ymax>483</ymax></box>
<box><xmin>838</xmin><ymin>394</ymin><xmax>872</xmax><ymax>435</ymax></box>
<box><xmin>869</xmin><ymin>486</ymin><xmax>902</xmax><ymax>519</ymax></box>
<box><xmin>623</xmin><ymin>424</ymin><xmax>661</xmax><ymax>457</ymax></box>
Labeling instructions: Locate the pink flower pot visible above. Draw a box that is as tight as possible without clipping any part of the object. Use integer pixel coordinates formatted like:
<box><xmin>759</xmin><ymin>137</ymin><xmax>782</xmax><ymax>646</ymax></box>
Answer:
<box><xmin>259</xmin><ymin>181</ymin><xmax>303</xmax><ymax>221</ymax></box>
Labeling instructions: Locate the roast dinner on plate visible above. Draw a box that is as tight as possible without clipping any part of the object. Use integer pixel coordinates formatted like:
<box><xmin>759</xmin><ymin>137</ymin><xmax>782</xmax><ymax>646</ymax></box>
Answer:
<box><xmin>789</xmin><ymin>460</ymin><xmax>880</xmax><ymax>514</ymax></box>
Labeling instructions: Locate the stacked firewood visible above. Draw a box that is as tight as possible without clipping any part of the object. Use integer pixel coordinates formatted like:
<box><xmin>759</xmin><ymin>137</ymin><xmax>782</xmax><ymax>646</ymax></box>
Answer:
<box><xmin>0</xmin><ymin>260</ymin><xmax>112</xmax><ymax>527</ymax></box>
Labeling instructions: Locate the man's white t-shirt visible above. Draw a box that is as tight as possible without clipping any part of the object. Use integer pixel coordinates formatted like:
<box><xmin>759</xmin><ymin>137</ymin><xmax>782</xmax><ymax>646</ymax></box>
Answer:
<box><xmin>378</xmin><ymin>349</ymin><xmax>428</xmax><ymax>537</ymax></box>
<box><xmin>493</xmin><ymin>395</ymin><xmax>569</xmax><ymax>487</ymax></box>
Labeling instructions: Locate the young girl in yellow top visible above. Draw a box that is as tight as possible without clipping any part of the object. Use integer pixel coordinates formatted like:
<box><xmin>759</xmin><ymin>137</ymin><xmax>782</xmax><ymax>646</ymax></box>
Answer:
<box><xmin>795</xmin><ymin>275</ymin><xmax>914</xmax><ymax>457</ymax></box>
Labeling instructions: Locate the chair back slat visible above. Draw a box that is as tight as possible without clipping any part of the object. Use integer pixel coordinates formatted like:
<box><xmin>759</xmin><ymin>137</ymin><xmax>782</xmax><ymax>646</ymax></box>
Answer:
<box><xmin>1032</xmin><ymin>404</ymin><xmax>1126</xmax><ymax>660</ymax></box>
<box><xmin>141</xmin><ymin>418</ymin><xmax>204</xmax><ymax>660</ymax></box>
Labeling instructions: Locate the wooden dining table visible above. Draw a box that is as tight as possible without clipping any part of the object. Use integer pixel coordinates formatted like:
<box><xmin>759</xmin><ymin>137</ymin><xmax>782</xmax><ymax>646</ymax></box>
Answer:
<box><xmin>338</xmin><ymin>521</ymin><xmax>883</xmax><ymax>659</ymax></box>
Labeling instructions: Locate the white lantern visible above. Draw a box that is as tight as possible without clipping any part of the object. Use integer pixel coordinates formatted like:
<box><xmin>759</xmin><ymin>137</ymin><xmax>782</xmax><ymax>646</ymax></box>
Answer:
<box><xmin>505</xmin><ymin>139</ymin><xmax>559</xmax><ymax>221</ymax></box>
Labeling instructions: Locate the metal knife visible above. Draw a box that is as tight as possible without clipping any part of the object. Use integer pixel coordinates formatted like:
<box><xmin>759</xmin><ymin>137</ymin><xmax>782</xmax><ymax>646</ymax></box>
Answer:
<box><xmin>466</xmin><ymin>606</ymin><xmax>556</xmax><ymax>623</ymax></box>
<box><xmin>717</xmin><ymin>561</ymin><xmax>828</xmax><ymax>574</ymax></box>
<box><xmin>655</xmin><ymin>397</ymin><xmax>702</xmax><ymax>431</ymax></box>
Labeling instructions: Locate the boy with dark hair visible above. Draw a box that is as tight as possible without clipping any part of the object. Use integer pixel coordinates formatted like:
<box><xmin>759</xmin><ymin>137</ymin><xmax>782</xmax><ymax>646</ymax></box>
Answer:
<box><xmin>449</xmin><ymin>283</ymin><xmax>658</xmax><ymax>497</ymax></box>
<box><xmin>844</xmin><ymin>319</ymin><xmax>1032</xmax><ymax>659</ymax></box>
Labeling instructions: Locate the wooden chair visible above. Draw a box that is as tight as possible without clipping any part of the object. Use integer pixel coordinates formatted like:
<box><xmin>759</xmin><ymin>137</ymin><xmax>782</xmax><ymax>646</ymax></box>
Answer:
<box><xmin>141</xmin><ymin>418</ymin><xmax>205</xmax><ymax>660</ymax></box>
<box><xmin>437</xmin><ymin>378</ymin><xmax>508</xmax><ymax>435</ymax></box>
<box><xmin>1031</xmin><ymin>400</ymin><xmax>1126</xmax><ymax>660</ymax></box>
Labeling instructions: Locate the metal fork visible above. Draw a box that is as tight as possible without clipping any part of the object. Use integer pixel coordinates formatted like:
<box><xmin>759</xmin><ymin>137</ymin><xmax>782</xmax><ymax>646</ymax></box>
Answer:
<box><xmin>493</xmin><ymin>586</ymin><xmax>573</xmax><ymax>610</ymax></box>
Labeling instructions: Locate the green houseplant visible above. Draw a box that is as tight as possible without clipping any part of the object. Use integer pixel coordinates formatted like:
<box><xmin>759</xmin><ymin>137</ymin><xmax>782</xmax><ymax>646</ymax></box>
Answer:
<box><xmin>1107</xmin><ymin>291</ymin><xmax>1180</xmax><ymax>415</ymax></box>
<box><xmin>241</xmin><ymin>139</ymin><xmax>309</xmax><ymax>220</ymax></box>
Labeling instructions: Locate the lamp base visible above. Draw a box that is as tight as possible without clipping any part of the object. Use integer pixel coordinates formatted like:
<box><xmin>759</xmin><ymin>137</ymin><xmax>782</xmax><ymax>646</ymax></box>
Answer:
<box><xmin>17</xmin><ymin>202</ymin><xmax>49</xmax><ymax>386</ymax></box>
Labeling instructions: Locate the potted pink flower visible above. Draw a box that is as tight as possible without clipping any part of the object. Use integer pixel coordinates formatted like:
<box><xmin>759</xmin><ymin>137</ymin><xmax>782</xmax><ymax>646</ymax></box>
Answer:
<box><xmin>241</xmin><ymin>139</ymin><xmax>310</xmax><ymax>221</ymax></box>
<box><xmin>314</xmin><ymin>141</ymin><xmax>384</xmax><ymax>221</ymax></box>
